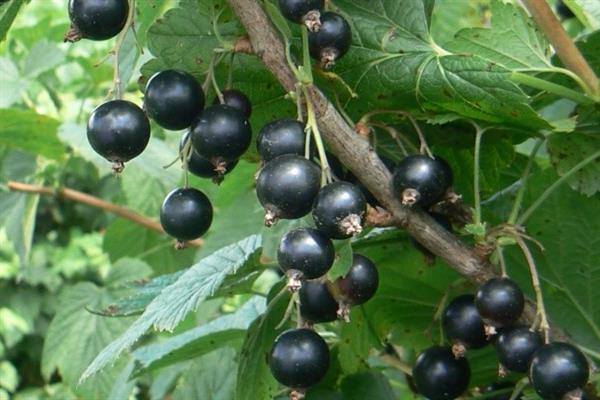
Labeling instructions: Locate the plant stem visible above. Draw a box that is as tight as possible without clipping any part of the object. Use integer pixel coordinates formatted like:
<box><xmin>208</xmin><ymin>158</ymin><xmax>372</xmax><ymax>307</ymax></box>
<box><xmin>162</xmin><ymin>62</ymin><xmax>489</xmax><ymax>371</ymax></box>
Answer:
<box><xmin>6</xmin><ymin>181</ymin><xmax>202</xmax><ymax>247</ymax></box>
<box><xmin>508</xmin><ymin>377</ymin><xmax>529</xmax><ymax>400</ymax></box>
<box><xmin>473</xmin><ymin>125</ymin><xmax>484</xmax><ymax>238</ymax></box>
<box><xmin>521</xmin><ymin>0</ymin><xmax>599</xmax><ymax>96</ymax></box>
<box><xmin>302</xmin><ymin>85</ymin><xmax>332</xmax><ymax>185</ymax></box>
<box><xmin>511</xmin><ymin>72</ymin><xmax>596</xmax><ymax>105</ymax></box>
<box><xmin>110</xmin><ymin>0</ymin><xmax>137</xmax><ymax>99</ymax></box>
<box><xmin>515</xmin><ymin>235</ymin><xmax>550</xmax><ymax>343</ymax></box>
<box><xmin>517</xmin><ymin>149</ymin><xmax>600</xmax><ymax>224</ymax></box>
<box><xmin>508</xmin><ymin>138</ymin><xmax>544</xmax><ymax>224</ymax></box>
<box><xmin>300</xmin><ymin>26</ymin><xmax>313</xmax><ymax>84</ymax></box>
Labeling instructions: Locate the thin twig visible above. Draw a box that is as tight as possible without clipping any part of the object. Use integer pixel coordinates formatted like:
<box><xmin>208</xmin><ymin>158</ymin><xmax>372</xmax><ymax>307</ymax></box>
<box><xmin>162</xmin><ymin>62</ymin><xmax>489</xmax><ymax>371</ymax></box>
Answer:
<box><xmin>109</xmin><ymin>0</ymin><xmax>137</xmax><ymax>99</ymax></box>
<box><xmin>7</xmin><ymin>181</ymin><xmax>202</xmax><ymax>248</ymax></box>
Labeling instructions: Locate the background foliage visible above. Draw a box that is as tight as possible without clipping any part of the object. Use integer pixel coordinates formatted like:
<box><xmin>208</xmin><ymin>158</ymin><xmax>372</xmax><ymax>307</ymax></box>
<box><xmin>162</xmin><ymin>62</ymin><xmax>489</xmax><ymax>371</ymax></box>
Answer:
<box><xmin>0</xmin><ymin>0</ymin><xmax>599</xmax><ymax>399</ymax></box>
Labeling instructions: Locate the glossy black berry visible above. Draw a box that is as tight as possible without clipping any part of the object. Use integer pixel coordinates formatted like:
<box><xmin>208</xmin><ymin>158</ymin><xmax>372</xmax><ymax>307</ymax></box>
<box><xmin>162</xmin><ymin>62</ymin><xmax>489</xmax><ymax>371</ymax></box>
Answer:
<box><xmin>308</xmin><ymin>12</ymin><xmax>352</xmax><ymax>68</ymax></box>
<box><xmin>269</xmin><ymin>328</ymin><xmax>330</xmax><ymax>389</ymax></box>
<box><xmin>278</xmin><ymin>0</ymin><xmax>324</xmax><ymax>25</ymax></box>
<box><xmin>336</xmin><ymin>254</ymin><xmax>378</xmax><ymax>305</ymax></box>
<box><xmin>256</xmin><ymin>155</ymin><xmax>321</xmax><ymax>224</ymax></box>
<box><xmin>392</xmin><ymin>154</ymin><xmax>452</xmax><ymax>208</ymax></box>
<box><xmin>299</xmin><ymin>281</ymin><xmax>338</xmax><ymax>323</ymax></box>
<box><xmin>495</xmin><ymin>327</ymin><xmax>543</xmax><ymax>373</ymax></box>
<box><xmin>278</xmin><ymin>228</ymin><xmax>335</xmax><ymax>280</ymax></box>
<box><xmin>190</xmin><ymin>104</ymin><xmax>251</xmax><ymax>163</ymax></box>
<box><xmin>213</xmin><ymin>89</ymin><xmax>252</xmax><ymax>120</ymax></box>
<box><xmin>529</xmin><ymin>342</ymin><xmax>589</xmax><ymax>399</ymax></box>
<box><xmin>179</xmin><ymin>133</ymin><xmax>237</xmax><ymax>182</ymax></box>
<box><xmin>87</xmin><ymin>100</ymin><xmax>150</xmax><ymax>172</ymax></box>
<box><xmin>442</xmin><ymin>294</ymin><xmax>488</xmax><ymax>349</ymax></box>
<box><xmin>312</xmin><ymin>182</ymin><xmax>366</xmax><ymax>240</ymax></box>
<box><xmin>66</xmin><ymin>0</ymin><xmax>128</xmax><ymax>42</ymax></box>
<box><xmin>159</xmin><ymin>188</ymin><xmax>213</xmax><ymax>242</ymax></box>
<box><xmin>144</xmin><ymin>70</ymin><xmax>205</xmax><ymax>131</ymax></box>
<box><xmin>257</xmin><ymin>119</ymin><xmax>306</xmax><ymax>162</ymax></box>
<box><xmin>476</xmin><ymin>277</ymin><xmax>525</xmax><ymax>327</ymax></box>
<box><xmin>412</xmin><ymin>346</ymin><xmax>470</xmax><ymax>400</ymax></box>
<box><xmin>344</xmin><ymin>155</ymin><xmax>396</xmax><ymax>207</ymax></box>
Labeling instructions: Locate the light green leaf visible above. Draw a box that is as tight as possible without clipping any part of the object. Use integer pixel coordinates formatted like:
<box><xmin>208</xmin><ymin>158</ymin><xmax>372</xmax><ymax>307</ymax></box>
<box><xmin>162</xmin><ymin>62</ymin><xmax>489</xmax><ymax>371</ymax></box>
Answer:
<box><xmin>0</xmin><ymin>361</ymin><xmax>18</xmax><ymax>393</ymax></box>
<box><xmin>80</xmin><ymin>235</ymin><xmax>262</xmax><ymax>382</ymax></box>
<box><xmin>564</xmin><ymin>0</ymin><xmax>600</xmax><ymax>29</ymax></box>
<box><xmin>41</xmin><ymin>282</ymin><xmax>135</xmax><ymax>399</ymax></box>
<box><xmin>0</xmin><ymin>0</ymin><xmax>25</xmax><ymax>42</ymax></box>
<box><xmin>22</xmin><ymin>40</ymin><xmax>65</xmax><ymax>78</ymax></box>
<box><xmin>133</xmin><ymin>297</ymin><xmax>265</xmax><ymax>374</ymax></box>
<box><xmin>104</xmin><ymin>258</ymin><xmax>153</xmax><ymax>287</ymax></box>
<box><xmin>0</xmin><ymin>58</ymin><xmax>24</xmax><ymax>107</ymax></box>
<box><xmin>0</xmin><ymin>109</ymin><xmax>63</xmax><ymax>159</ymax></box>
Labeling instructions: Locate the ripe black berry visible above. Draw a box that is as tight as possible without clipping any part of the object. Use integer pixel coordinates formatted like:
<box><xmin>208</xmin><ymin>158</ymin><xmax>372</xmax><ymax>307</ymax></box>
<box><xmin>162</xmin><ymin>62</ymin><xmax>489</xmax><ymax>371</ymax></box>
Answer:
<box><xmin>312</xmin><ymin>182</ymin><xmax>366</xmax><ymax>240</ymax></box>
<box><xmin>159</xmin><ymin>188</ymin><xmax>213</xmax><ymax>244</ymax></box>
<box><xmin>442</xmin><ymin>294</ymin><xmax>488</xmax><ymax>350</ymax></box>
<box><xmin>495</xmin><ymin>327</ymin><xmax>543</xmax><ymax>373</ymax></box>
<box><xmin>336</xmin><ymin>253</ymin><xmax>378</xmax><ymax>305</ymax></box>
<box><xmin>213</xmin><ymin>89</ymin><xmax>252</xmax><ymax>120</ymax></box>
<box><xmin>87</xmin><ymin>100</ymin><xmax>150</xmax><ymax>173</ymax></box>
<box><xmin>66</xmin><ymin>0</ymin><xmax>128</xmax><ymax>42</ymax></box>
<box><xmin>278</xmin><ymin>0</ymin><xmax>324</xmax><ymax>31</ymax></box>
<box><xmin>299</xmin><ymin>281</ymin><xmax>338</xmax><ymax>324</ymax></box>
<box><xmin>529</xmin><ymin>342</ymin><xmax>589</xmax><ymax>399</ymax></box>
<box><xmin>308</xmin><ymin>12</ymin><xmax>352</xmax><ymax>68</ymax></box>
<box><xmin>269</xmin><ymin>328</ymin><xmax>330</xmax><ymax>389</ymax></box>
<box><xmin>391</xmin><ymin>155</ymin><xmax>453</xmax><ymax>208</ymax></box>
<box><xmin>475</xmin><ymin>277</ymin><xmax>525</xmax><ymax>327</ymax></box>
<box><xmin>412</xmin><ymin>346</ymin><xmax>470</xmax><ymax>400</ymax></box>
<box><xmin>179</xmin><ymin>133</ymin><xmax>237</xmax><ymax>182</ymax></box>
<box><xmin>277</xmin><ymin>228</ymin><xmax>334</xmax><ymax>280</ymax></box>
<box><xmin>256</xmin><ymin>119</ymin><xmax>306</xmax><ymax>162</ymax></box>
<box><xmin>144</xmin><ymin>70</ymin><xmax>205</xmax><ymax>131</ymax></box>
<box><xmin>190</xmin><ymin>104</ymin><xmax>251</xmax><ymax>165</ymax></box>
<box><xmin>256</xmin><ymin>155</ymin><xmax>321</xmax><ymax>225</ymax></box>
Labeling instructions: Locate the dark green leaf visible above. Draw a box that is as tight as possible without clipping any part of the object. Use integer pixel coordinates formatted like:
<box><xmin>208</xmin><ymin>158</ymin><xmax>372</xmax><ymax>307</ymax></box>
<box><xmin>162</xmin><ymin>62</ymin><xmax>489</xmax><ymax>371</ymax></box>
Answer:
<box><xmin>0</xmin><ymin>0</ymin><xmax>25</xmax><ymax>42</ymax></box>
<box><xmin>0</xmin><ymin>109</ymin><xmax>63</xmax><ymax>160</ymax></box>
<box><xmin>340</xmin><ymin>370</ymin><xmax>396</xmax><ymax>400</ymax></box>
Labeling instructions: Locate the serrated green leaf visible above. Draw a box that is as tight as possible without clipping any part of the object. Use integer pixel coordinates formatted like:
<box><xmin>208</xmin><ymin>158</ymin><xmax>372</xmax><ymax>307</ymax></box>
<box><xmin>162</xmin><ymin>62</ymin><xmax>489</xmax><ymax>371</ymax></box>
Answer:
<box><xmin>0</xmin><ymin>109</ymin><xmax>63</xmax><ymax>160</ymax></box>
<box><xmin>104</xmin><ymin>258</ymin><xmax>153</xmax><ymax>287</ymax></box>
<box><xmin>80</xmin><ymin>235</ymin><xmax>262</xmax><ymax>382</ymax></box>
<box><xmin>430</xmin><ymin>0</ymin><xmax>489</xmax><ymax>46</ymax></box>
<box><xmin>132</xmin><ymin>297</ymin><xmax>265</xmax><ymax>374</ymax></box>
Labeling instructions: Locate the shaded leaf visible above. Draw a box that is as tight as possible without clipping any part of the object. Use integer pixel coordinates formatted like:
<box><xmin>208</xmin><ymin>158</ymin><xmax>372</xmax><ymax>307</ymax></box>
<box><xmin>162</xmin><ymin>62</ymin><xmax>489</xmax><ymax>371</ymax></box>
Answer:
<box><xmin>0</xmin><ymin>109</ymin><xmax>63</xmax><ymax>160</ymax></box>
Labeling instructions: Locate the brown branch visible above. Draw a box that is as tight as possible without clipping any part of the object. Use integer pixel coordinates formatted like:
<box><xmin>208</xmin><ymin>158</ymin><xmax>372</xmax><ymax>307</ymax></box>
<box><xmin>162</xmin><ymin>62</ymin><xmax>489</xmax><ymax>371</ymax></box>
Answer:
<box><xmin>522</xmin><ymin>0</ymin><xmax>599</xmax><ymax>95</ymax></box>
<box><xmin>225</xmin><ymin>0</ymin><xmax>564</xmax><ymax>338</ymax></box>
<box><xmin>7</xmin><ymin>181</ymin><xmax>203</xmax><ymax>248</ymax></box>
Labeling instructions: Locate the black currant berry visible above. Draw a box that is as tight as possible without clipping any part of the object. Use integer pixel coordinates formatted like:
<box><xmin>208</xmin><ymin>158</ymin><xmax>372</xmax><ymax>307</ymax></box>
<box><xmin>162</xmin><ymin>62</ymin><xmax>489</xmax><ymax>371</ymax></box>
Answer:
<box><xmin>87</xmin><ymin>100</ymin><xmax>150</xmax><ymax>173</ymax></box>
<box><xmin>159</xmin><ymin>188</ymin><xmax>213</xmax><ymax>245</ymax></box>
<box><xmin>442</xmin><ymin>294</ymin><xmax>488</xmax><ymax>351</ymax></box>
<box><xmin>412</xmin><ymin>346</ymin><xmax>470</xmax><ymax>400</ymax></box>
<box><xmin>257</xmin><ymin>119</ymin><xmax>306</xmax><ymax>162</ymax></box>
<box><xmin>476</xmin><ymin>277</ymin><xmax>525</xmax><ymax>328</ymax></box>
<box><xmin>529</xmin><ymin>342</ymin><xmax>589</xmax><ymax>399</ymax></box>
<box><xmin>277</xmin><ymin>228</ymin><xmax>335</xmax><ymax>280</ymax></box>
<box><xmin>144</xmin><ymin>70</ymin><xmax>205</xmax><ymax>131</ymax></box>
<box><xmin>269</xmin><ymin>328</ymin><xmax>330</xmax><ymax>389</ymax></box>
<box><xmin>557</xmin><ymin>0</ymin><xmax>575</xmax><ymax>19</ymax></box>
<box><xmin>312</xmin><ymin>181</ymin><xmax>366</xmax><ymax>240</ymax></box>
<box><xmin>256</xmin><ymin>155</ymin><xmax>321</xmax><ymax>225</ymax></box>
<box><xmin>179</xmin><ymin>133</ymin><xmax>237</xmax><ymax>183</ymax></box>
<box><xmin>308</xmin><ymin>12</ymin><xmax>352</xmax><ymax>68</ymax></box>
<box><xmin>66</xmin><ymin>0</ymin><xmax>128</xmax><ymax>42</ymax></box>
<box><xmin>299</xmin><ymin>281</ymin><xmax>338</xmax><ymax>324</ymax></box>
<box><xmin>213</xmin><ymin>89</ymin><xmax>252</xmax><ymax>120</ymax></box>
<box><xmin>495</xmin><ymin>327</ymin><xmax>543</xmax><ymax>373</ymax></box>
<box><xmin>278</xmin><ymin>0</ymin><xmax>324</xmax><ymax>31</ymax></box>
<box><xmin>336</xmin><ymin>253</ymin><xmax>378</xmax><ymax>305</ymax></box>
<box><xmin>391</xmin><ymin>154</ymin><xmax>453</xmax><ymax>209</ymax></box>
<box><xmin>190</xmin><ymin>104</ymin><xmax>251</xmax><ymax>166</ymax></box>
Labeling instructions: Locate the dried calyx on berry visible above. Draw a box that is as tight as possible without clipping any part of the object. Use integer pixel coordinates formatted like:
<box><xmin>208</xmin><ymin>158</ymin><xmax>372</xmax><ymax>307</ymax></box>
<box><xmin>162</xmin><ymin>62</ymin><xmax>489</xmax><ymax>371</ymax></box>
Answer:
<box><xmin>312</xmin><ymin>181</ymin><xmax>367</xmax><ymax>240</ymax></box>
<box><xmin>278</xmin><ymin>0</ymin><xmax>325</xmax><ymax>32</ymax></box>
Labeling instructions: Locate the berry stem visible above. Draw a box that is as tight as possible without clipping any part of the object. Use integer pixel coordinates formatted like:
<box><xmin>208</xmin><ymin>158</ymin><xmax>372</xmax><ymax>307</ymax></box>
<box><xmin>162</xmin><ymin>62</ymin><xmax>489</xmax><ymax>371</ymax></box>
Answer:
<box><xmin>473</xmin><ymin>124</ymin><xmax>485</xmax><ymax>239</ymax></box>
<box><xmin>517</xmin><ymin>149</ymin><xmax>600</xmax><ymax>225</ymax></box>
<box><xmin>180</xmin><ymin>135</ymin><xmax>192</xmax><ymax>189</ymax></box>
<box><xmin>202</xmin><ymin>52</ymin><xmax>226</xmax><ymax>96</ymax></box>
<box><xmin>295</xmin><ymin>82</ymin><xmax>304</xmax><ymax>122</ymax></box>
<box><xmin>508</xmin><ymin>377</ymin><xmax>529</xmax><ymax>400</ymax></box>
<box><xmin>6</xmin><ymin>180</ymin><xmax>203</xmax><ymax>247</ymax></box>
<box><xmin>508</xmin><ymin>138</ymin><xmax>544</xmax><ymax>225</ymax></box>
<box><xmin>109</xmin><ymin>0</ymin><xmax>137</xmax><ymax>99</ymax></box>
<box><xmin>511</xmin><ymin>72</ymin><xmax>596</xmax><ymax>105</ymax></box>
<box><xmin>370</xmin><ymin>123</ymin><xmax>411</xmax><ymax>157</ymax></box>
<box><xmin>300</xmin><ymin>26</ymin><xmax>314</xmax><ymax>84</ymax></box>
<box><xmin>302</xmin><ymin>84</ymin><xmax>332</xmax><ymax>185</ymax></box>
<box><xmin>515</xmin><ymin>235</ymin><xmax>550</xmax><ymax>343</ymax></box>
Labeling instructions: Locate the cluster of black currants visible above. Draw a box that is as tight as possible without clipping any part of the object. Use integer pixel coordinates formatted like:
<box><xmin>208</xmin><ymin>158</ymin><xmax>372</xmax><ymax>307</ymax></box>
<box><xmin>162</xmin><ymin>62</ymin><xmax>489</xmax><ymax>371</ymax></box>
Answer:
<box><xmin>413</xmin><ymin>277</ymin><xmax>590</xmax><ymax>400</ymax></box>
<box><xmin>278</xmin><ymin>0</ymin><xmax>352</xmax><ymax>68</ymax></box>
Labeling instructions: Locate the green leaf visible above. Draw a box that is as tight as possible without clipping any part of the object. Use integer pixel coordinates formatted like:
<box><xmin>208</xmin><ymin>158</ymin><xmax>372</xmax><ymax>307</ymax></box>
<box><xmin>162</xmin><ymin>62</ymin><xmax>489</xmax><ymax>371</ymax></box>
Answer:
<box><xmin>0</xmin><ymin>0</ymin><xmax>25</xmax><ymax>42</ymax></box>
<box><xmin>333</xmin><ymin>0</ymin><xmax>550</xmax><ymax>130</ymax></box>
<box><xmin>447</xmin><ymin>0</ymin><xmax>551</xmax><ymax>70</ymax></box>
<box><xmin>340</xmin><ymin>371</ymin><xmax>396</xmax><ymax>400</ymax></box>
<box><xmin>0</xmin><ymin>361</ymin><xmax>18</xmax><ymax>393</ymax></box>
<box><xmin>172</xmin><ymin>348</ymin><xmax>237</xmax><ymax>400</ymax></box>
<box><xmin>327</xmin><ymin>240</ymin><xmax>353</xmax><ymax>280</ymax></box>
<box><xmin>236</xmin><ymin>285</ymin><xmax>290</xmax><ymax>400</ymax></box>
<box><xmin>22</xmin><ymin>39</ymin><xmax>65</xmax><ymax>78</ymax></box>
<box><xmin>133</xmin><ymin>297</ymin><xmax>265</xmax><ymax>374</ymax></box>
<box><xmin>41</xmin><ymin>282</ymin><xmax>135</xmax><ymax>399</ymax></box>
<box><xmin>430</xmin><ymin>0</ymin><xmax>488</xmax><ymax>46</ymax></box>
<box><xmin>0</xmin><ymin>109</ymin><xmax>63</xmax><ymax>160</ymax></box>
<box><xmin>80</xmin><ymin>235</ymin><xmax>262</xmax><ymax>382</ymax></box>
<box><xmin>338</xmin><ymin>307</ymin><xmax>375</xmax><ymax>374</ymax></box>
<box><xmin>564</xmin><ymin>0</ymin><xmax>600</xmax><ymax>29</ymax></box>
<box><xmin>104</xmin><ymin>258</ymin><xmax>153</xmax><ymax>287</ymax></box>
<box><xmin>505</xmin><ymin>169</ymin><xmax>600</xmax><ymax>352</ymax></box>
<box><xmin>0</xmin><ymin>57</ymin><xmax>24</xmax><ymax>107</ymax></box>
